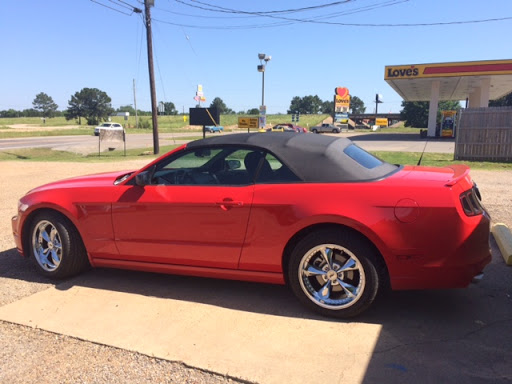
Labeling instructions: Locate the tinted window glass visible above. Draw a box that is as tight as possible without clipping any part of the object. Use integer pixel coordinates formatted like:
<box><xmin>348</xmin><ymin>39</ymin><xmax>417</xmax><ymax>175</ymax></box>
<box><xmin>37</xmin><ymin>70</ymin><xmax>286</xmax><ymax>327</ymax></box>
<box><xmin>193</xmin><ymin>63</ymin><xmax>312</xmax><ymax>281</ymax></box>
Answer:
<box><xmin>344</xmin><ymin>144</ymin><xmax>383</xmax><ymax>169</ymax></box>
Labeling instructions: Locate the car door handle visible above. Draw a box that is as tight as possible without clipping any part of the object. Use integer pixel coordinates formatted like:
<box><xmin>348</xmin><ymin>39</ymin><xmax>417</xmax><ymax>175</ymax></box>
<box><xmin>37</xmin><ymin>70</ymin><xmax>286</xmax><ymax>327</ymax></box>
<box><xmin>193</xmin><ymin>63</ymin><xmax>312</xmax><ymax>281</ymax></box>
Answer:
<box><xmin>216</xmin><ymin>200</ymin><xmax>244</xmax><ymax>210</ymax></box>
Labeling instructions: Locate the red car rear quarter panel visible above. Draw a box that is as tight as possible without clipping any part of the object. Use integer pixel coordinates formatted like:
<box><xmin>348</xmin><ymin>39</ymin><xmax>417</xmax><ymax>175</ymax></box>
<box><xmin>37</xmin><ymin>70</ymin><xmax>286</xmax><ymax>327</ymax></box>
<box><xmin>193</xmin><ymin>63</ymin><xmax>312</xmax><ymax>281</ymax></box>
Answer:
<box><xmin>238</xmin><ymin>182</ymin><xmax>399</xmax><ymax>272</ymax></box>
<box><xmin>382</xmin><ymin>167</ymin><xmax>491</xmax><ymax>289</ymax></box>
<box><xmin>238</xmin><ymin>170</ymin><xmax>490</xmax><ymax>290</ymax></box>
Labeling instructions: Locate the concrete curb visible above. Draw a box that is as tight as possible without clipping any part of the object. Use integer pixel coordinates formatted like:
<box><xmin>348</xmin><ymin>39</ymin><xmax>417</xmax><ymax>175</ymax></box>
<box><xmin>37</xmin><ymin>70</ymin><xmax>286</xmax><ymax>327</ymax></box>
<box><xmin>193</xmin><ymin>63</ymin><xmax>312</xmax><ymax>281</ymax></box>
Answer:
<box><xmin>491</xmin><ymin>223</ymin><xmax>512</xmax><ymax>265</ymax></box>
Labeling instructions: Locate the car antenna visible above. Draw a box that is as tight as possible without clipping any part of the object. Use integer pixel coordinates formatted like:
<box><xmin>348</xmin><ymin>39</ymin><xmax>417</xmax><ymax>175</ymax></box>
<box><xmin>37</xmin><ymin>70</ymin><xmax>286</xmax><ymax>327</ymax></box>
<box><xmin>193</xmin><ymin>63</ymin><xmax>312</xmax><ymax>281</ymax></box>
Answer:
<box><xmin>417</xmin><ymin>134</ymin><xmax>429</xmax><ymax>166</ymax></box>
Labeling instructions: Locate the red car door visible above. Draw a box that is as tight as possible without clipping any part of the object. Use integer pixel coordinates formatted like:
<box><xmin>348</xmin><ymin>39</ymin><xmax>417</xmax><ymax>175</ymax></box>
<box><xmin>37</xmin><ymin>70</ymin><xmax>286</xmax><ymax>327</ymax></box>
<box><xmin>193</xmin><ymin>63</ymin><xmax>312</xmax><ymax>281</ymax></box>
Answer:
<box><xmin>111</xmin><ymin>184</ymin><xmax>254</xmax><ymax>269</ymax></box>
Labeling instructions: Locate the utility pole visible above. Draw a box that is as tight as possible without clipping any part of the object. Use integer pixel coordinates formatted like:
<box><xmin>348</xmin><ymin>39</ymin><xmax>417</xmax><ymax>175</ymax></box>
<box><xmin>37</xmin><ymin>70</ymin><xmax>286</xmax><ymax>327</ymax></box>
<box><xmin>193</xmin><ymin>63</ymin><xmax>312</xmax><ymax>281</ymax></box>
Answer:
<box><xmin>144</xmin><ymin>0</ymin><xmax>159</xmax><ymax>154</ymax></box>
<box><xmin>133</xmin><ymin>79</ymin><xmax>139</xmax><ymax>129</ymax></box>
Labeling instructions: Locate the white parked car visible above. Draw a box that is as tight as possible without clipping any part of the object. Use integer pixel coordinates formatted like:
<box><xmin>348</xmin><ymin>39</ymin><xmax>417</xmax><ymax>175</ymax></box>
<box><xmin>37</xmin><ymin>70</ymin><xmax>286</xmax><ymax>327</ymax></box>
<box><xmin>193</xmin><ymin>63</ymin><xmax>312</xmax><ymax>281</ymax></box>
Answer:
<box><xmin>94</xmin><ymin>122</ymin><xmax>124</xmax><ymax>136</ymax></box>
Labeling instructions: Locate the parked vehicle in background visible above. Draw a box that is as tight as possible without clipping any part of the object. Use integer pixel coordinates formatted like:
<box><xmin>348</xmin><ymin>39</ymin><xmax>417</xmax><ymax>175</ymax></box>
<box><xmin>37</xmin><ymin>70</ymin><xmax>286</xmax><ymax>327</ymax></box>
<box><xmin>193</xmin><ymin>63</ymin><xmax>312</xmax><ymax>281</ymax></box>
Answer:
<box><xmin>272</xmin><ymin>123</ymin><xmax>307</xmax><ymax>133</ymax></box>
<box><xmin>94</xmin><ymin>122</ymin><xmax>124</xmax><ymax>136</ymax></box>
<box><xmin>311</xmin><ymin>123</ymin><xmax>341</xmax><ymax>134</ymax></box>
<box><xmin>204</xmin><ymin>125</ymin><xmax>224</xmax><ymax>133</ymax></box>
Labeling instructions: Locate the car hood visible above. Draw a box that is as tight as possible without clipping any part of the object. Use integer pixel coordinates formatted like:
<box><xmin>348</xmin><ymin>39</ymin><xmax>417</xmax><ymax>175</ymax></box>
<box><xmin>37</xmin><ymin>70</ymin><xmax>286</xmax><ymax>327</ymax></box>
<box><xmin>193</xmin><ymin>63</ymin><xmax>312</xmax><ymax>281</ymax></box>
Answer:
<box><xmin>26</xmin><ymin>170</ymin><xmax>134</xmax><ymax>194</ymax></box>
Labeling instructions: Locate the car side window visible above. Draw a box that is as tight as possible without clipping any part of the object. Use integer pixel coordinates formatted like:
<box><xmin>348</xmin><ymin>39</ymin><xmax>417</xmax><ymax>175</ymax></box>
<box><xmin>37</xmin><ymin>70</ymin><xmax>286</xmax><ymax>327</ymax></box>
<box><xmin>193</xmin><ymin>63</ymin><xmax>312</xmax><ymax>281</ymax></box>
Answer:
<box><xmin>152</xmin><ymin>147</ymin><xmax>255</xmax><ymax>186</ymax></box>
<box><xmin>254</xmin><ymin>153</ymin><xmax>301</xmax><ymax>183</ymax></box>
<box><xmin>150</xmin><ymin>146</ymin><xmax>301</xmax><ymax>186</ymax></box>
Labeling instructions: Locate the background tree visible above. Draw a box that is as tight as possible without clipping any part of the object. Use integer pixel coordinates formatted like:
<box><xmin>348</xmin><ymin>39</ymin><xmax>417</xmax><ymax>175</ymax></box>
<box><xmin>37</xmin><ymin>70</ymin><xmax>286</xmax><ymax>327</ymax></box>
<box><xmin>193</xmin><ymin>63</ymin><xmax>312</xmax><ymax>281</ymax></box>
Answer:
<box><xmin>117</xmin><ymin>105</ymin><xmax>136</xmax><ymax>115</ymax></box>
<box><xmin>162</xmin><ymin>101</ymin><xmax>177</xmax><ymax>115</ymax></box>
<box><xmin>209</xmin><ymin>97</ymin><xmax>232</xmax><ymax>114</ymax></box>
<box><xmin>247</xmin><ymin>108</ymin><xmax>260</xmax><ymax>115</ymax></box>
<box><xmin>22</xmin><ymin>108</ymin><xmax>40</xmax><ymax>117</ymax></box>
<box><xmin>321</xmin><ymin>100</ymin><xmax>333</xmax><ymax>115</ymax></box>
<box><xmin>0</xmin><ymin>109</ymin><xmax>18</xmax><ymax>118</ymax></box>
<box><xmin>288</xmin><ymin>95</ymin><xmax>323</xmax><ymax>114</ymax></box>
<box><xmin>400</xmin><ymin>100</ymin><xmax>461</xmax><ymax>128</ymax></box>
<box><xmin>489</xmin><ymin>92</ymin><xmax>512</xmax><ymax>107</ymax></box>
<box><xmin>349</xmin><ymin>96</ymin><xmax>366</xmax><ymax>114</ymax></box>
<box><xmin>65</xmin><ymin>88</ymin><xmax>113</xmax><ymax>125</ymax></box>
<box><xmin>32</xmin><ymin>92</ymin><xmax>58</xmax><ymax>118</ymax></box>
<box><xmin>288</xmin><ymin>96</ymin><xmax>302</xmax><ymax>114</ymax></box>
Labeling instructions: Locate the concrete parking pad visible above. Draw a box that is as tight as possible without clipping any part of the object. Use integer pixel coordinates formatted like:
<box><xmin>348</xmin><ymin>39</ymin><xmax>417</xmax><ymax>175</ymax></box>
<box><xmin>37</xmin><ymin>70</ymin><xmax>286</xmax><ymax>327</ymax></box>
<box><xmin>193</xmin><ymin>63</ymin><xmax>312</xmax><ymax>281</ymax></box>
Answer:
<box><xmin>0</xmin><ymin>274</ymin><xmax>382</xmax><ymax>384</ymax></box>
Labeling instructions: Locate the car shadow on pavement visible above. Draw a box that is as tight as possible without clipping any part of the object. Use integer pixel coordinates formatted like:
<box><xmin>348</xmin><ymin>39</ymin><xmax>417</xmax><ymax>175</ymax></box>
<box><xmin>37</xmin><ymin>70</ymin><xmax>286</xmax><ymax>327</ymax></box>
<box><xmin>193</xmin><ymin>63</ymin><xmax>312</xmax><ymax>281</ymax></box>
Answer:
<box><xmin>1</xmin><ymin>238</ymin><xmax>510</xmax><ymax>327</ymax></box>
<box><xmin>0</xmin><ymin>248</ymin><xmax>54</xmax><ymax>285</ymax></box>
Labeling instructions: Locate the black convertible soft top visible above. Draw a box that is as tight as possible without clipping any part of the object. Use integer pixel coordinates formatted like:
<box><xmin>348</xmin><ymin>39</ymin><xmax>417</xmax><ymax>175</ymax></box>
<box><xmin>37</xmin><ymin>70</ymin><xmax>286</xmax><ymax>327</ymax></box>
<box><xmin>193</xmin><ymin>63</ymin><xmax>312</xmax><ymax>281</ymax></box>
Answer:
<box><xmin>186</xmin><ymin>133</ymin><xmax>399</xmax><ymax>182</ymax></box>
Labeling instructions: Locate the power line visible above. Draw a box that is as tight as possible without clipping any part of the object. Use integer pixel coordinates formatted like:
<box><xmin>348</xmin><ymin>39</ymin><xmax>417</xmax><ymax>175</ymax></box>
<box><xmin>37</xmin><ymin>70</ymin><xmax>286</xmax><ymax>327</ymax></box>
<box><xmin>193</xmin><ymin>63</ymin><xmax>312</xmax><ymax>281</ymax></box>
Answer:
<box><xmin>167</xmin><ymin>0</ymin><xmax>512</xmax><ymax>29</ymax></box>
<box><xmin>178</xmin><ymin>0</ymin><xmax>354</xmax><ymax>15</ymax></box>
<box><xmin>90</xmin><ymin>0</ymin><xmax>133</xmax><ymax>16</ymax></box>
<box><xmin>107</xmin><ymin>0</ymin><xmax>136</xmax><ymax>12</ymax></box>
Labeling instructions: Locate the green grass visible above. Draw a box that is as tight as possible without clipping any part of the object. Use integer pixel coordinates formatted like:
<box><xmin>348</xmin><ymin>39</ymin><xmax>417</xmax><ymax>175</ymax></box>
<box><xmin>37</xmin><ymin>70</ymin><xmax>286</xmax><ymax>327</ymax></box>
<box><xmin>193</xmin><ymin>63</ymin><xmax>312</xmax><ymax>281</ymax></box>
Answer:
<box><xmin>372</xmin><ymin>151</ymin><xmax>512</xmax><ymax>170</ymax></box>
<box><xmin>0</xmin><ymin>145</ymin><xmax>181</xmax><ymax>162</ymax></box>
<box><xmin>2</xmin><ymin>144</ymin><xmax>510</xmax><ymax>170</ymax></box>
<box><xmin>0</xmin><ymin>114</ymin><xmax>331</xmax><ymax>138</ymax></box>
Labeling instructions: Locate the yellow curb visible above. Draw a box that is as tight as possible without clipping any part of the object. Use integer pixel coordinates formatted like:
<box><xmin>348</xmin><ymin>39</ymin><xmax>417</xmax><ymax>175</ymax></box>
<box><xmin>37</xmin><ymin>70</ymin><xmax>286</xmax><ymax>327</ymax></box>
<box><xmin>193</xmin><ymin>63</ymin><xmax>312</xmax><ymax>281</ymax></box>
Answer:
<box><xmin>491</xmin><ymin>223</ymin><xmax>512</xmax><ymax>265</ymax></box>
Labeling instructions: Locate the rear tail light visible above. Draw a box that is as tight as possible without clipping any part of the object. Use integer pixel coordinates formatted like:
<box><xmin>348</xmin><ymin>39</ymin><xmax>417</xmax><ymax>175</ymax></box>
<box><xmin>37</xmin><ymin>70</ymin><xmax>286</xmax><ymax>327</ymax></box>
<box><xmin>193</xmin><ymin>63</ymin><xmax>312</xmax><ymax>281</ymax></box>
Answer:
<box><xmin>460</xmin><ymin>184</ymin><xmax>484</xmax><ymax>216</ymax></box>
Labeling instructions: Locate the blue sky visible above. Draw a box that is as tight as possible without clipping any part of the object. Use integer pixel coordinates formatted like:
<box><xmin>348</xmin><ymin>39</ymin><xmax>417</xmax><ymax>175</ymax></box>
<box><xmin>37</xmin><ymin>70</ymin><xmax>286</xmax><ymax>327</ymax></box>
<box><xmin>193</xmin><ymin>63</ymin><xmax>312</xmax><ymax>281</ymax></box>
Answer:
<box><xmin>1</xmin><ymin>0</ymin><xmax>511</xmax><ymax>115</ymax></box>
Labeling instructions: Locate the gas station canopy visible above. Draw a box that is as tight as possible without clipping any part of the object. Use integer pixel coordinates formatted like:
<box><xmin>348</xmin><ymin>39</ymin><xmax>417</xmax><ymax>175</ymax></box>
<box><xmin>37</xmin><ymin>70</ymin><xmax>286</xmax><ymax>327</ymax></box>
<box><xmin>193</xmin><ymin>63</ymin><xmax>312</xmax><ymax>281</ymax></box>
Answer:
<box><xmin>384</xmin><ymin>59</ymin><xmax>512</xmax><ymax>136</ymax></box>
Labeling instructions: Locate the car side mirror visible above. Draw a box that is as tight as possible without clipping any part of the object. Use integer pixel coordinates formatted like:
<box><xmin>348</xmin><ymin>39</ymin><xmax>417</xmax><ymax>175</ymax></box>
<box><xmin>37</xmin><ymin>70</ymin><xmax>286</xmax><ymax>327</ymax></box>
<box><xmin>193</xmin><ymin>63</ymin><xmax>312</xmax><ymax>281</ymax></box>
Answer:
<box><xmin>135</xmin><ymin>171</ymin><xmax>151</xmax><ymax>186</ymax></box>
<box><xmin>135</xmin><ymin>166</ymin><xmax>156</xmax><ymax>186</ymax></box>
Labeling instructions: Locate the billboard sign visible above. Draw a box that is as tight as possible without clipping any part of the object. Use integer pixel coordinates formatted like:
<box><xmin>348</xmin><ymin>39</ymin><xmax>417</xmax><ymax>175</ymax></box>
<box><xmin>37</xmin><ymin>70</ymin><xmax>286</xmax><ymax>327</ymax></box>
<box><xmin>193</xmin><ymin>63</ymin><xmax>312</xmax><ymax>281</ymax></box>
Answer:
<box><xmin>334</xmin><ymin>87</ymin><xmax>350</xmax><ymax>113</ymax></box>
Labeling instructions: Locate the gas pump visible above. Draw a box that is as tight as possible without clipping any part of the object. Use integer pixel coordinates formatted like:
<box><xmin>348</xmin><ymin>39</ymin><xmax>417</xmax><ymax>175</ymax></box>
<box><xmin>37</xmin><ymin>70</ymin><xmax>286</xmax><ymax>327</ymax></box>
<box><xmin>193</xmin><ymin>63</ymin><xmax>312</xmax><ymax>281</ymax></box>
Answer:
<box><xmin>441</xmin><ymin>110</ymin><xmax>457</xmax><ymax>138</ymax></box>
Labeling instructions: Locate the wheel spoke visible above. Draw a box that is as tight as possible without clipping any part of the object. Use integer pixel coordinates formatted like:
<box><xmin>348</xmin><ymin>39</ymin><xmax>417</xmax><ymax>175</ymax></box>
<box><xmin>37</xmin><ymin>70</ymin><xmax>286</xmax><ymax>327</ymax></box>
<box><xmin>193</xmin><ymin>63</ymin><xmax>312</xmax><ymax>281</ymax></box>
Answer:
<box><xmin>339</xmin><ymin>257</ymin><xmax>358</xmax><ymax>272</ymax></box>
<box><xmin>313</xmin><ymin>280</ymin><xmax>332</xmax><ymax>301</ymax></box>
<box><xmin>319</xmin><ymin>247</ymin><xmax>333</xmax><ymax>268</ymax></box>
<box><xmin>50</xmin><ymin>250</ymin><xmax>61</xmax><ymax>266</ymax></box>
<box><xmin>50</xmin><ymin>227</ymin><xmax>59</xmax><ymax>242</ymax></box>
<box><xmin>40</xmin><ymin>228</ymin><xmax>51</xmax><ymax>243</ymax></box>
<box><xmin>338</xmin><ymin>279</ymin><xmax>357</xmax><ymax>298</ymax></box>
<box><xmin>37</xmin><ymin>248</ymin><xmax>49</xmax><ymax>265</ymax></box>
<box><xmin>303</xmin><ymin>264</ymin><xmax>327</xmax><ymax>277</ymax></box>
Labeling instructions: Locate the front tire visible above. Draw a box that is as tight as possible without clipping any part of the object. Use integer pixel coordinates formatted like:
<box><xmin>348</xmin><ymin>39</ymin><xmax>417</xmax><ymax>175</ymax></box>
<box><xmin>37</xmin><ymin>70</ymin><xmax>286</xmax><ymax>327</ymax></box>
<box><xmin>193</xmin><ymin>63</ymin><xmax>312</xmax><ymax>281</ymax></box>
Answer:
<box><xmin>288</xmin><ymin>229</ymin><xmax>381</xmax><ymax>318</ymax></box>
<box><xmin>28</xmin><ymin>211</ymin><xmax>89</xmax><ymax>279</ymax></box>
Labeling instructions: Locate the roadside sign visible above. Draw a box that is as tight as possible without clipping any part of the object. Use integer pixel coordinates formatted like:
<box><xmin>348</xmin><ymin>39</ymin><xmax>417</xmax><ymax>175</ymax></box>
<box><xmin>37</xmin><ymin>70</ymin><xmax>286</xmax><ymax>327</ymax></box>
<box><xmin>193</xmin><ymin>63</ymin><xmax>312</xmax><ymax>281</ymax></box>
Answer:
<box><xmin>376</xmin><ymin>118</ymin><xmax>388</xmax><ymax>127</ymax></box>
<box><xmin>238</xmin><ymin>117</ymin><xmax>259</xmax><ymax>129</ymax></box>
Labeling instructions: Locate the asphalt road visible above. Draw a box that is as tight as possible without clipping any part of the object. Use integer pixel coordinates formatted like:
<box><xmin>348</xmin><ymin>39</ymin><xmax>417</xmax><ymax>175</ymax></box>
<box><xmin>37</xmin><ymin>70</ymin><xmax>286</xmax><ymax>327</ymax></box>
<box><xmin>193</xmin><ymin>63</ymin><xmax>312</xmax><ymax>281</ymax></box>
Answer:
<box><xmin>0</xmin><ymin>131</ymin><xmax>456</xmax><ymax>154</ymax></box>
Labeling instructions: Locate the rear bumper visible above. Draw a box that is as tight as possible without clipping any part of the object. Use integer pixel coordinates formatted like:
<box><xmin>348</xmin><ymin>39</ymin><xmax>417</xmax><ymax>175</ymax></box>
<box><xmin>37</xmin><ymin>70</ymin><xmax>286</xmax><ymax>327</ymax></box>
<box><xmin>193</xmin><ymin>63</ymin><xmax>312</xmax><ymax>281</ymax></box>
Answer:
<box><xmin>390</xmin><ymin>211</ymin><xmax>492</xmax><ymax>290</ymax></box>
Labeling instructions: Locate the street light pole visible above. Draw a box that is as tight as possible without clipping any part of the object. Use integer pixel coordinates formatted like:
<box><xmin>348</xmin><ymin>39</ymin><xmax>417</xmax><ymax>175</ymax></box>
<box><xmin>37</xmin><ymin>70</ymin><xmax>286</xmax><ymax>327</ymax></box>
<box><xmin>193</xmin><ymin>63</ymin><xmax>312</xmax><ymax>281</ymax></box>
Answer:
<box><xmin>261</xmin><ymin>69</ymin><xmax>265</xmax><ymax>106</ymax></box>
<box><xmin>257</xmin><ymin>53</ymin><xmax>271</xmax><ymax>130</ymax></box>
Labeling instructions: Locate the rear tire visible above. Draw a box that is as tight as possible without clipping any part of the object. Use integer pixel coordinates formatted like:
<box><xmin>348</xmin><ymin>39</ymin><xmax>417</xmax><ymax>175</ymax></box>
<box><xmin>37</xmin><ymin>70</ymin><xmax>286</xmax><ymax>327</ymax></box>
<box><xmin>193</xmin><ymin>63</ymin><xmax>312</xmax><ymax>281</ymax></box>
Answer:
<box><xmin>287</xmin><ymin>229</ymin><xmax>380</xmax><ymax>318</ymax></box>
<box><xmin>28</xmin><ymin>211</ymin><xmax>89</xmax><ymax>279</ymax></box>
<box><xmin>312</xmin><ymin>129</ymin><xmax>318</xmax><ymax>134</ymax></box>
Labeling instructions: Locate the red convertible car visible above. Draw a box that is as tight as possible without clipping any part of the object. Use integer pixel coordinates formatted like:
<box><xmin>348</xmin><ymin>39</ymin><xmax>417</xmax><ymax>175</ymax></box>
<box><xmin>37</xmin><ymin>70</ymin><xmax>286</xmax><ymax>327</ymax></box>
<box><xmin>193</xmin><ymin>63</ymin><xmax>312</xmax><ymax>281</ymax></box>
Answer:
<box><xmin>12</xmin><ymin>133</ymin><xmax>491</xmax><ymax>318</ymax></box>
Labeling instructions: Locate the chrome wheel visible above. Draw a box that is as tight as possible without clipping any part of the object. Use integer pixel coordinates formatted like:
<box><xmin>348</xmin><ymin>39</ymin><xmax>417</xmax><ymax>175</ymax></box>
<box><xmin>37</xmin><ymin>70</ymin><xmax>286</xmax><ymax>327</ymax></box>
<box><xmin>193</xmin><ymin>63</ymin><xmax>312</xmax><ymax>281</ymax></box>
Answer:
<box><xmin>32</xmin><ymin>220</ymin><xmax>63</xmax><ymax>272</ymax></box>
<box><xmin>298</xmin><ymin>243</ymin><xmax>365</xmax><ymax>310</ymax></box>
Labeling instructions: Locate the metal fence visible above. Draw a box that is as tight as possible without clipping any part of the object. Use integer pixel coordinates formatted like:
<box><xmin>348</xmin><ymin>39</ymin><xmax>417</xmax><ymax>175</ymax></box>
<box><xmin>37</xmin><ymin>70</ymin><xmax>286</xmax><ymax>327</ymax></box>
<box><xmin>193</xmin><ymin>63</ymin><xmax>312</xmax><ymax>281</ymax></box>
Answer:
<box><xmin>455</xmin><ymin>107</ymin><xmax>512</xmax><ymax>162</ymax></box>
